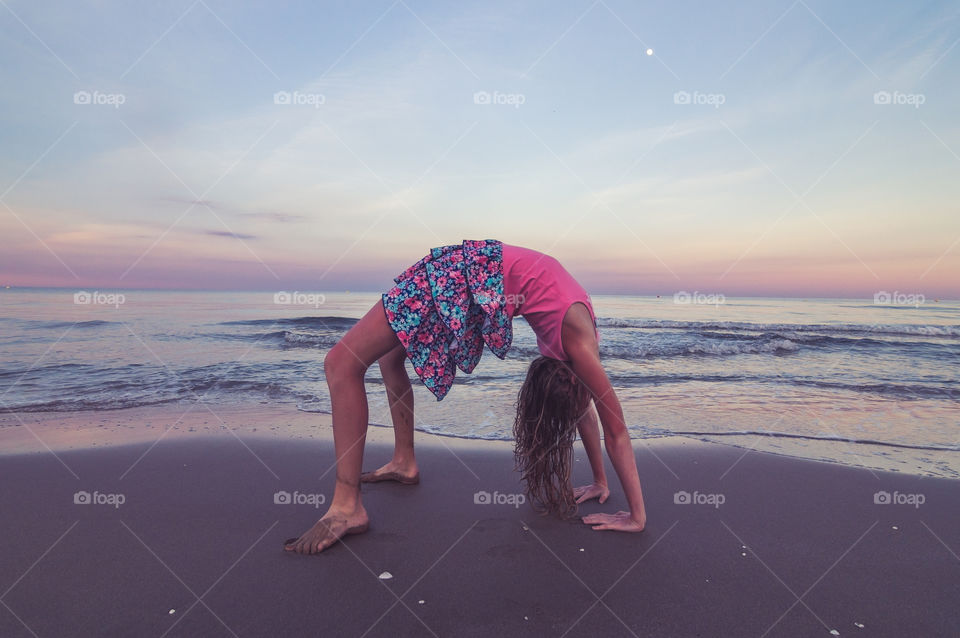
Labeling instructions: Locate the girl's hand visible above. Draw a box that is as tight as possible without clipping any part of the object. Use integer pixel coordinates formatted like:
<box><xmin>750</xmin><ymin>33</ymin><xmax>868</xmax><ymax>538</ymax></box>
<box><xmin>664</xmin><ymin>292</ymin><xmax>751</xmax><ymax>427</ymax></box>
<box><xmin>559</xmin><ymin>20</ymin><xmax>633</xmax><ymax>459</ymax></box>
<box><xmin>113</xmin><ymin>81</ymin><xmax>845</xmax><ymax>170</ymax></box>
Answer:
<box><xmin>573</xmin><ymin>482</ymin><xmax>609</xmax><ymax>504</ymax></box>
<box><xmin>581</xmin><ymin>510</ymin><xmax>646</xmax><ymax>532</ymax></box>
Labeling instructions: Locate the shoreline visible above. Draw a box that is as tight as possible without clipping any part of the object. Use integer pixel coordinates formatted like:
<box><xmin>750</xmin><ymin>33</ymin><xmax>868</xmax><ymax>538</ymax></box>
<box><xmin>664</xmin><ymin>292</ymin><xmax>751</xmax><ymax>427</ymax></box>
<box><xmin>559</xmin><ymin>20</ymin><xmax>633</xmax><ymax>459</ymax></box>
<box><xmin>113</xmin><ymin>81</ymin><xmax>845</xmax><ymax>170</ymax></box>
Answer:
<box><xmin>2</xmin><ymin>401</ymin><xmax>958</xmax><ymax>480</ymax></box>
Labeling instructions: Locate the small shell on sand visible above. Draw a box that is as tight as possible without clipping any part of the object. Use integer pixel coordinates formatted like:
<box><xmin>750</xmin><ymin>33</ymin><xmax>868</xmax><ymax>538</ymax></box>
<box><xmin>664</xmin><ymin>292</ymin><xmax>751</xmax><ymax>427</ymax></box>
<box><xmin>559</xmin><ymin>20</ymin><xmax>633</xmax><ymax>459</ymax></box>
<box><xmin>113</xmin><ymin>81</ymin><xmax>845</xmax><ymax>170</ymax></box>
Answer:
<box><xmin>830</xmin><ymin>631</ymin><xmax>840</xmax><ymax>636</ymax></box>
<box><xmin>378</xmin><ymin>572</ymin><xmax>393</xmax><ymax>580</ymax></box>
<box><xmin>418</xmin><ymin>600</ymin><xmax>425</xmax><ymax>605</ymax></box>
<box><xmin>854</xmin><ymin>622</ymin><xmax>864</xmax><ymax>628</ymax></box>
<box><xmin>168</xmin><ymin>609</ymin><xmax>175</xmax><ymax>615</ymax></box>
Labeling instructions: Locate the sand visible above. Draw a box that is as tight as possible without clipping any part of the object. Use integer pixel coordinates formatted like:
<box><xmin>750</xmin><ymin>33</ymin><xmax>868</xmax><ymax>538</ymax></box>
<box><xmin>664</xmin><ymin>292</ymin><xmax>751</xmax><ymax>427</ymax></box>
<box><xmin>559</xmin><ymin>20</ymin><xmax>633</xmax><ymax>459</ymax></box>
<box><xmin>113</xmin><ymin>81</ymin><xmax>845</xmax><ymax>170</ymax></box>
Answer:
<box><xmin>0</xmin><ymin>406</ymin><xmax>958</xmax><ymax>636</ymax></box>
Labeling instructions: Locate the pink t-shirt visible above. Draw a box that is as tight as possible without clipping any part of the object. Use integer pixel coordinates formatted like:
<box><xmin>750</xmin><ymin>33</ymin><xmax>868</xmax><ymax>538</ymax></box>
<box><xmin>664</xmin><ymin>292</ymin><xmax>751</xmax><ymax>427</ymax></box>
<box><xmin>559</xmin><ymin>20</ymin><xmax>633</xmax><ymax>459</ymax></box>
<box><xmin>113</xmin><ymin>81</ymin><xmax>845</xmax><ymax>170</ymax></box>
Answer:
<box><xmin>501</xmin><ymin>244</ymin><xmax>599</xmax><ymax>361</ymax></box>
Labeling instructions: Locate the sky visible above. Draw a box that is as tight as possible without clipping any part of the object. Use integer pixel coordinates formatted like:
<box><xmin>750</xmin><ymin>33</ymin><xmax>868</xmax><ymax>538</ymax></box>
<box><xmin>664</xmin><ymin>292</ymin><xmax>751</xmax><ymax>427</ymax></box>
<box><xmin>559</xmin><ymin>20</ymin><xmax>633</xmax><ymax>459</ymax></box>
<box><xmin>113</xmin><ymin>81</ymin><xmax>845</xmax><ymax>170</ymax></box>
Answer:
<box><xmin>1</xmin><ymin>0</ymin><xmax>958</xmax><ymax>297</ymax></box>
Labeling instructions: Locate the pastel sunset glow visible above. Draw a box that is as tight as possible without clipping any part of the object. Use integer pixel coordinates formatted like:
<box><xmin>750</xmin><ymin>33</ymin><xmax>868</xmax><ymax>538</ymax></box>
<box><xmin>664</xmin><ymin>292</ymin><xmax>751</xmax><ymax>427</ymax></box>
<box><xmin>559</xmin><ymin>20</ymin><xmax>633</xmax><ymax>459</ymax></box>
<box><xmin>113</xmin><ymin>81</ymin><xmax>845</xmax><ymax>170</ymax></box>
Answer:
<box><xmin>2</xmin><ymin>1</ymin><xmax>957</xmax><ymax>297</ymax></box>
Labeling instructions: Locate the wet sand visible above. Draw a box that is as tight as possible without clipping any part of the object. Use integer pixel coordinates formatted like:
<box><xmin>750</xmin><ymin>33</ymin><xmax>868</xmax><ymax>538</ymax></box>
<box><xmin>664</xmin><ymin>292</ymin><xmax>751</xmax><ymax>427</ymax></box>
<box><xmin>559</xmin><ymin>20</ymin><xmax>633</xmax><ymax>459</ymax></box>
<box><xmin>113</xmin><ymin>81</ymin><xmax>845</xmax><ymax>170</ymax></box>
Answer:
<box><xmin>0</xmin><ymin>410</ymin><xmax>958</xmax><ymax>636</ymax></box>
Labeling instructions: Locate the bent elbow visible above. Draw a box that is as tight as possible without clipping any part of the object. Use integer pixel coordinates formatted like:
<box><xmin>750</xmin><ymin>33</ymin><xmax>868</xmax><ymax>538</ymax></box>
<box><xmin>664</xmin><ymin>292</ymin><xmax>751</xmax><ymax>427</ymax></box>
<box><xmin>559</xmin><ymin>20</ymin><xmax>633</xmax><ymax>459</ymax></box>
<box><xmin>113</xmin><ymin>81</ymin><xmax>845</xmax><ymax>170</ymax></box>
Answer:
<box><xmin>603</xmin><ymin>424</ymin><xmax>631</xmax><ymax>450</ymax></box>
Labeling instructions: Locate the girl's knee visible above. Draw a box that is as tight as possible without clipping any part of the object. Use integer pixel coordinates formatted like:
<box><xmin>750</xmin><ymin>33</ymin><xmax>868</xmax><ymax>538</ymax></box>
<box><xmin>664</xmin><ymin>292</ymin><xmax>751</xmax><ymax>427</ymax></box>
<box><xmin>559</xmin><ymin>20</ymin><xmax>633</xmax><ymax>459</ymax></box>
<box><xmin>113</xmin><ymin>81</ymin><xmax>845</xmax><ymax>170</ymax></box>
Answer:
<box><xmin>324</xmin><ymin>343</ymin><xmax>366</xmax><ymax>380</ymax></box>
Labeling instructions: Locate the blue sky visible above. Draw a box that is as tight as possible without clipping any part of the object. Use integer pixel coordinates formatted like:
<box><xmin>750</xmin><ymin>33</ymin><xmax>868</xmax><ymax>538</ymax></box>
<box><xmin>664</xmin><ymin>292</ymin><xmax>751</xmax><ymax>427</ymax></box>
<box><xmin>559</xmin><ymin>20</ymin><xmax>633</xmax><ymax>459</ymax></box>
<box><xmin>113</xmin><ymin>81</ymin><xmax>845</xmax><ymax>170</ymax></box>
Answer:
<box><xmin>1</xmin><ymin>0</ymin><xmax>958</xmax><ymax>296</ymax></box>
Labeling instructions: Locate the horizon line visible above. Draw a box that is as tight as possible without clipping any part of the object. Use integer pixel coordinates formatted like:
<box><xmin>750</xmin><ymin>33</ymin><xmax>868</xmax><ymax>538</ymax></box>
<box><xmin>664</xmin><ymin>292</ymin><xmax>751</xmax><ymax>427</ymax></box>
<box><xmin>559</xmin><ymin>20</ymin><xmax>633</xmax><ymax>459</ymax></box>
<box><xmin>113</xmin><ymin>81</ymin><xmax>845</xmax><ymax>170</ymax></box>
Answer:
<box><xmin>0</xmin><ymin>285</ymin><xmax>954</xmax><ymax>303</ymax></box>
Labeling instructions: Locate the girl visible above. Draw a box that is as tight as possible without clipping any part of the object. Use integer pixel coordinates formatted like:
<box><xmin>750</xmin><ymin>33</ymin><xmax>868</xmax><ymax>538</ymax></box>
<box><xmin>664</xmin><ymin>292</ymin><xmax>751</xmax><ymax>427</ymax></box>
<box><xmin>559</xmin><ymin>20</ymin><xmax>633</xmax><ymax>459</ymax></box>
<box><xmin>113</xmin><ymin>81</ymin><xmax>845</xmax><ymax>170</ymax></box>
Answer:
<box><xmin>284</xmin><ymin>240</ymin><xmax>646</xmax><ymax>554</ymax></box>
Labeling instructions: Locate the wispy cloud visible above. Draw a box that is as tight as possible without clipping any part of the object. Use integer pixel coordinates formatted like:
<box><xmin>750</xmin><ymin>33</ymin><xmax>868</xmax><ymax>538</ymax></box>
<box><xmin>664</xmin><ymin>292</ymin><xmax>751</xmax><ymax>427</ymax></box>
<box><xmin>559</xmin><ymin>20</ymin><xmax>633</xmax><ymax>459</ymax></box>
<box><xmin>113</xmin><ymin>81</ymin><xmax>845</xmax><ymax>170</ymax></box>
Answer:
<box><xmin>201</xmin><ymin>229</ymin><xmax>258</xmax><ymax>240</ymax></box>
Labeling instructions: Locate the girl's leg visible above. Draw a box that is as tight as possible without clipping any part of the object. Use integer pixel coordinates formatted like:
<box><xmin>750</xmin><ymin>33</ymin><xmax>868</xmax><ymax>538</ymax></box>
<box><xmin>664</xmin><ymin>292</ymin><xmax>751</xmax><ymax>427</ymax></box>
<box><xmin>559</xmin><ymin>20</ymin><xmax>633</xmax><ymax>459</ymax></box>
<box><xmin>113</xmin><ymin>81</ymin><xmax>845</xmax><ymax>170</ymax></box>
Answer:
<box><xmin>361</xmin><ymin>345</ymin><xmax>419</xmax><ymax>483</ymax></box>
<box><xmin>285</xmin><ymin>300</ymin><xmax>401</xmax><ymax>554</ymax></box>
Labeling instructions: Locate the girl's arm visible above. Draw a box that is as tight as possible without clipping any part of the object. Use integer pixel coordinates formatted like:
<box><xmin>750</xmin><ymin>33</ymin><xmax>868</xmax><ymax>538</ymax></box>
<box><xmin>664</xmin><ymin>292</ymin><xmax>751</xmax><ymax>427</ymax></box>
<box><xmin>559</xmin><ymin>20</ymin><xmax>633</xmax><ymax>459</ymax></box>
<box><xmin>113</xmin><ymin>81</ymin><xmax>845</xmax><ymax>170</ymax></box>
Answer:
<box><xmin>563</xmin><ymin>304</ymin><xmax>646</xmax><ymax>531</ymax></box>
<box><xmin>573</xmin><ymin>403</ymin><xmax>610</xmax><ymax>504</ymax></box>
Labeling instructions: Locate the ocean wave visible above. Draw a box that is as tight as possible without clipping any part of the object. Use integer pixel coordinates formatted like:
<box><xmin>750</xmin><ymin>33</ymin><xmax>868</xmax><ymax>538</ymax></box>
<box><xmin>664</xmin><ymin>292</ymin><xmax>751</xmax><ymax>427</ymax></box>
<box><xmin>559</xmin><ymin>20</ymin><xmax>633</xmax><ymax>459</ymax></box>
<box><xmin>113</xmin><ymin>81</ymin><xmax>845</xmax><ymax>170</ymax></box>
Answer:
<box><xmin>219</xmin><ymin>316</ymin><xmax>358</xmax><ymax>331</ymax></box>
<box><xmin>28</xmin><ymin>319</ymin><xmax>117</xmax><ymax>330</ymax></box>
<box><xmin>659</xmin><ymin>428</ymin><xmax>960</xmax><ymax>452</ymax></box>
<box><xmin>510</xmin><ymin>337</ymin><xmax>801</xmax><ymax>360</ymax></box>
<box><xmin>789</xmin><ymin>379</ymin><xmax>958</xmax><ymax>400</ymax></box>
<box><xmin>280</xmin><ymin>331</ymin><xmax>340</xmax><ymax>348</ymax></box>
<box><xmin>204</xmin><ymin>329</ymin><xmax>341</xmax><ymax>348</ymax></box>
<box><xmin>597</xmin><ymin>372</ymin><xmax>957</xmax><ymax>401</ymax></box>
<box><xmin>0</xmin><ymin>361</ymin><xmax>319</xmax><ymax>412</ymax></box>
<box><xmin>0</xmin><ymin>362</ymin><xmax>97</xmax><ymax>378</ymax></box>
<box><xmin>0</xmin><ymin>396</ymin><xmax>183</xmax><ymax>413</ymax></box>
<box><xmin>596</xmin><ymin>318</ymin><xmax>960</xmax><ymax>339</ymax></box>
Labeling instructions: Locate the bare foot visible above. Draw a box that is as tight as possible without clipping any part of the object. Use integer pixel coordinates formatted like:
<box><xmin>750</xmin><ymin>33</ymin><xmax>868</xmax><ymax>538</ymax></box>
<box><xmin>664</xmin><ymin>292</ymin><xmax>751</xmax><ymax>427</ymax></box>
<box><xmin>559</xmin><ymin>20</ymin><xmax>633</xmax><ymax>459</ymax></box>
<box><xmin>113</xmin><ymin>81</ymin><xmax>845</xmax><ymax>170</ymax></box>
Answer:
<box><xmin>581</xmin><ymin>510</ymin><xmax>646</xmax><ymax>533</ymax></box>
<box><xmin>284</xmin><ymin>507</ymin><xmax>369</xmax><ymax>555</ymax></box>
<box><xmin>360</xmin><ymin>460</ymin><xmax>420</xmax><ymax>485</ymax></box>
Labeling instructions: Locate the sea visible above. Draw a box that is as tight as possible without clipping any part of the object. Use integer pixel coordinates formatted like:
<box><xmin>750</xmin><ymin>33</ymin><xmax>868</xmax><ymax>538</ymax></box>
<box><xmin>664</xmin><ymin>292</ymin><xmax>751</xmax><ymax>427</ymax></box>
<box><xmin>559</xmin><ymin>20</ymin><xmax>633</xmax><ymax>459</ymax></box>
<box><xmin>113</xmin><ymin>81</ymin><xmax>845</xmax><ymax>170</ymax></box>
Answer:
<box><xmin>1</xmin><ymin>289</ymin><xmax>958</xmax><ymax>476</ymax></box>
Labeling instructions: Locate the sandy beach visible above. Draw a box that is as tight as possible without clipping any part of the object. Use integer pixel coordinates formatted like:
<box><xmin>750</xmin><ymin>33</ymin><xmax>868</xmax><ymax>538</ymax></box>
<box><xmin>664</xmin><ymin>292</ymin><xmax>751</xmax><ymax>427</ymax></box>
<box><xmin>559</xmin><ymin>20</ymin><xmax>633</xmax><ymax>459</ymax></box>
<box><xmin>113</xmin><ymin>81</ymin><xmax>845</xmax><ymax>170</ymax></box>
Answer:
<box><xmin>3</xmin><ymin>0</ymin><xmax>958</xmax><ymax>635</ymax></box>
<box><xmin>1</xmin><ymin>404</ymin><xmax>958</xmax><ymax>636</ymax></box>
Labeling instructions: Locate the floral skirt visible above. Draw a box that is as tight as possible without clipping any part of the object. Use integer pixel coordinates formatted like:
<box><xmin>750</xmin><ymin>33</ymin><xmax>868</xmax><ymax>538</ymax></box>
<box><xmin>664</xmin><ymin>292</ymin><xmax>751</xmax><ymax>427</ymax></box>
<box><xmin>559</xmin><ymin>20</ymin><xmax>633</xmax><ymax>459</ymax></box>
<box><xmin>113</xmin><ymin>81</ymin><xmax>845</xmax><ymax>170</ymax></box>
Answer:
<box><xmin>381</xmin><ymin>239</ymin><xmax>513</xmax><ymax>400</ymax></box>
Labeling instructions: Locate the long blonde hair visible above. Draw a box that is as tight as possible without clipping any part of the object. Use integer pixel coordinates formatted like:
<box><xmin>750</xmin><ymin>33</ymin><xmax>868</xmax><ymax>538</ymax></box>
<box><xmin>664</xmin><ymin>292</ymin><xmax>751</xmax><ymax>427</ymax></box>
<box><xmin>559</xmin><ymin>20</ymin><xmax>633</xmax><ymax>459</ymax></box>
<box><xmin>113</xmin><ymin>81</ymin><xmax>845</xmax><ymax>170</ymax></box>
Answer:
<box><xmin>513</xmin><ymin>356</ymin><xmax>592</xmax><ymax>518</ymax></box>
